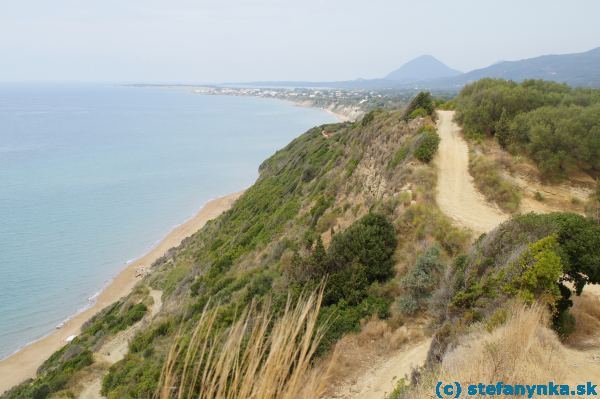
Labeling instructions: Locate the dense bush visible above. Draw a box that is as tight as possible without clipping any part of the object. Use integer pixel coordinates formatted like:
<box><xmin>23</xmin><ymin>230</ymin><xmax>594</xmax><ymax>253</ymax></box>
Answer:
<box><xmin>327</xmin><ymin>213</ymin><xmax>398</xmax><ymax>282</ymax></box>
<box><xmin>407</xmin><ymin>107</ymin><xmax>429</xmax><ymax>119</ymax></box>
<box><xmin>397</xmin><ymin>246</ymin><xmax>445</xmax><ymax>315</ymax></box>
<box><xmin>502</xmin><ymin>235</ymin><xmax>564</xmax><ymax>305</ymax></box>
<box><xmin>286</xmin><ymin>213</ymin><xmax>397</xmax><ymax>351</ymax></box>
<box><xmin>454</xmin><ymin>78</ymin><xmax>600</xmax><ymax>179</ymax></box>
<box><xmin>510</xmin><ymin>105</ymin><xmax>600</xmax><ymax>178</ymax></box>
<box><xmin>427</xmin><ymin>212</ymin><xmax>600</xmax><ymax>363</ymax></box>
<box><xmin>85</xmin><ymin>301</ymin><xmax>148</xmax><ymax>336</ymax></box>
<box><xmin>403</xmin><ymin>92</ymin><xmax>434</xmax><ymax>120</ymax></box>
<box><xmin>414</xmin><ymin>126</ymin><xmax>441</xmax><ymax>163</ymax></box>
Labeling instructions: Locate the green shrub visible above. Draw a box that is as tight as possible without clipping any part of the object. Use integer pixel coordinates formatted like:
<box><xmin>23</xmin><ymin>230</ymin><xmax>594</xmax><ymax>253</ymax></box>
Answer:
<box><xmin>387</xmin><ymin>144</ymin><xmax>410</xmax><ymax>169</ymax></box>
<box><xmin>407</xmin><ymin>107</ymin><xmax>428</xmax><ymax>120</ymax></box>
<box><xmin>397</xmin><ymin>247</ymin><xmax>445</xmax><ymax>315</ymax></box>
<box><xmin>328</xmin><ymin>213</ymin><xmax>398</xmax><ymax>282</ymax></box>
<box><xmin>345</xmin><ymin>157</ymin><xmax>360</xmax><ymax>177</ymax></box>
<box><xmin>324</xmin><ymin>262</ymin><xmax>369</xmax><ymax>306</ymax></box>
<box><xmin>454</xmin><ymin>78</ymin><xmax>600</xmax><ymax>180</ymax></box>
<box><xmin>318</xmin><ymin>294</ymin><xmax>390</xmax><ymax>353</ymax></box>
<box><xmin>504</xmin><ymin>235</ymin><xmax>564</xmax><ymax>305</ymax></box>
<box><xmin>414</xmin><ymin>129</ymin><xmax>441</xmax><ymax>163</ymax></box>
<box><xmin>361</xmin><ymin>110</ymin><xmax>376</xmax><ymax>126</ymax></box>
<box><xmin>403</xmin><ymin>92</ymin><xmax>434</xmax><ymax>120</ymax></box>
<box><xmin>308</xmin><ymin>196</ymin><xmax>333</xmax><ymax>226</ymax></box>
<box><xmin>387</xmin><ymin>378</ymin><xmax>409</xmax><ymax>399</ymax></box>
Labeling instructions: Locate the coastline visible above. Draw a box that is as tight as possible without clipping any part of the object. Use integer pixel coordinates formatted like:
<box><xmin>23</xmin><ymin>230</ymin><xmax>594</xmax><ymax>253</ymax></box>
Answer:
<box><xmin>0</xmin><ymin>190</ymin><xmax>244</xmax><ymax>394</ymax></box>
<box><xmin>279</xmin><ymin>98</ymin><xmax>357</xmax><ymax>123</ymax></box>
<box><xmin>188</xmin><ymin>88</ymin><xmax>361</xmax><ymax>123</ymax></box>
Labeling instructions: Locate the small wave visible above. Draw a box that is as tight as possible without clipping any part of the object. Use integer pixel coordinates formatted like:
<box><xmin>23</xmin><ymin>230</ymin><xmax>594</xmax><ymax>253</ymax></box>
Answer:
<box><xmin>87</xmin><ymin>290</ymin><xmax>101</xmax><ymax>302</ymax></box>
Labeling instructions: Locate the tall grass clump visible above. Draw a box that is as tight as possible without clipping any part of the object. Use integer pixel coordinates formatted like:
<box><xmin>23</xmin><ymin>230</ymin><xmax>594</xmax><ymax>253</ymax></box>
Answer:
<box><xmin>469</xmin><ymin>152</ymin><xmax>521</xmax><ymax>212</ymax></box>
<box><xmin>157</xmin><ymin>287</ymin><xmax>329</xmax><ymax>399</ymax></box>
<box><xmin>401</xmin><ymin>303</ymin><xmax>569</xmax><ymax>399</ymax></box>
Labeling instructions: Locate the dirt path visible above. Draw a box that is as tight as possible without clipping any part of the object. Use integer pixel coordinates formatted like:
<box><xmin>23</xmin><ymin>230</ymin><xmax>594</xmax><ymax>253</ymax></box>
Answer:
<box><xmin>328</xmin><ymin>339</ymin><xmax>431</xmax><ymax>399</ymax></box>
<box><xmin>79</xmin><ymin>379</ymin><xmax>103</xmax><ymax>399</ymax></box>
<box><xmin>324</xmin><ymin>111</ymin><xmax>505</xmax><ymax>399</ymax></box>
<box><xmin>433</xmin><ymin>110</ymin><xmax>600</xmax><ymax>384</ymax></box>
<box><xmin>434</xmin><ymin>110</ymin><xmax>508</xmax><ymax>234</ymax></box>
<box><xmin>78</xmin><ymin>290</ymin><xmax>163</xmax><ymax>399</ymax></box>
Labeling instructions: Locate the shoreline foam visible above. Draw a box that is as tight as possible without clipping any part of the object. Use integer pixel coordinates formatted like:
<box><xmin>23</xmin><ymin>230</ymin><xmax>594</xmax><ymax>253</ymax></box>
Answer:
<box><xmin>0</xmin><ymin>190</ymin><xmax>244</xmax><ymax>394</ymax></box>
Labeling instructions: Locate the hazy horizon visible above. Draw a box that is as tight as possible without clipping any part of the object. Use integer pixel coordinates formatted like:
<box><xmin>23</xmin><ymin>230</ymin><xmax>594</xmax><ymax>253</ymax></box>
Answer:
<box><xmin>1</xmin><ymin>0</ymin><xmax>599</xmax><ymax>83</ymax></box>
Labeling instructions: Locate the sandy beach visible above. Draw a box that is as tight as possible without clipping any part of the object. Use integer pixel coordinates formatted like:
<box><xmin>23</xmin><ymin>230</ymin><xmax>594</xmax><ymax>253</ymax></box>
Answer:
<box><xmin>0</xmin><ymin>191</ymin><xmax>243</xmax><ymax>394</ymax></box>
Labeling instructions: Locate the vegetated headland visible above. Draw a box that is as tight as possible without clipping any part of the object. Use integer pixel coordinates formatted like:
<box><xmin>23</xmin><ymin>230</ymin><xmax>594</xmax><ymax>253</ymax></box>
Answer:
<box><xmin>3</xmin><ymin>79</ymin><xmax>600</xmax><ymax>399</ymax></box>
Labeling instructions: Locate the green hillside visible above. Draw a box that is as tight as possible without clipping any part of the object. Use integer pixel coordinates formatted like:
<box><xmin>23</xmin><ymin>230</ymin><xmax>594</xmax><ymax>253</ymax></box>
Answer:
<box><xmin>5</xmin><ymin>88</ymin><xmax>600</xmax><ymax>399</ymax></box>
<box><xmin>4</xmin><ymin>99</ymin><xmax>464</xmax><ymax>398</ymax></box>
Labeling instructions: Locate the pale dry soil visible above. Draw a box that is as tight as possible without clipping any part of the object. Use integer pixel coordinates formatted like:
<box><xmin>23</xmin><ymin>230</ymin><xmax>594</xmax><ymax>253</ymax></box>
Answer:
<box><xmin>507</xmin><ymin>171</ymin><xmax>592</xmax><ymax>215</ymax></box>
<box><xmin>327</xmin><ymin>339</ymin><xmax>431</xmax><ymax>399</ymax></box>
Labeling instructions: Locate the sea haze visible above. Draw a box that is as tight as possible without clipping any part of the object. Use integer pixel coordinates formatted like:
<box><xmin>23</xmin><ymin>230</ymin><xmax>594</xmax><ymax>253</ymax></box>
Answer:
<box><xmin>0</xmin><ymin>84</ymin><xmax>336</xmax><ymax>359</ymax></box>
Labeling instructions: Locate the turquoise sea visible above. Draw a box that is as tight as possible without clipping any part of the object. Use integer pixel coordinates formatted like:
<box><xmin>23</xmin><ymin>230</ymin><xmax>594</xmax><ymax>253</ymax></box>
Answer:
<box><xmin>0</xmin><ymin>84</ymin><xmax>336</xmax><ymax>359</ymax></box>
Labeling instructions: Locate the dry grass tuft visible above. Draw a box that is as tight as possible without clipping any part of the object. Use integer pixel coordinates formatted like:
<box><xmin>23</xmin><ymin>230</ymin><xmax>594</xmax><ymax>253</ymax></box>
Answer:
<box><xmin>406</xmin><ymin>303</ymin><xmax>569</xmax><ymax>399</ymax></box>
<box><xmin>566</xmin><ymin>292</ymin><xmax>600</xmax><ymax>347</ymax></box>
<box><xmin>354</xmin><ymin>318</ymin><xmax>424</xmax><ymax>351</ymax></box>
<box><xmin>157</xmin><ymin>287</ymin><xmax>330</xmax><ymax>399</ymax></box>
<box><xmin>469</xmin><ymin>152</ymin><xmax>521</xmax><ymax>213</ymax></box>
<box><xmin>441</xmin><ymin>303</ymin><xmax>567</xmax><ymax>383</ymax></box>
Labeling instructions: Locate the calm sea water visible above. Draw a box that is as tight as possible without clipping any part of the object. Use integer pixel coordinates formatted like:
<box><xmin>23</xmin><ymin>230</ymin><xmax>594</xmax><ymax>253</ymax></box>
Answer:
<box><xmin>0</xmin><ymin>84</ymin><xmax>336</xmax><ymax>359</ymax></box>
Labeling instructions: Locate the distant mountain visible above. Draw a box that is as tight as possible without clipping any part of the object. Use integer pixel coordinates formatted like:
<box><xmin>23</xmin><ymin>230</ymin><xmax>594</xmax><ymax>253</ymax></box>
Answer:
<box><xmin>222</xmin><ymin>47</ymin><xmax>600</xmax><ymax>91</ymax></box>
<box><xmin>385</xmin><ymin>55</ymin><xmax>461</xmax><ymax>82</ymax></box>
<box><xmin>430</xmin><ymin>47</ymin><xmax>600</xmax><ymax>88</ymax></box>
<box><xmin>222</xmin><ymin>55</ymin><xmax>460</xmax><ymax>90</ymax></box>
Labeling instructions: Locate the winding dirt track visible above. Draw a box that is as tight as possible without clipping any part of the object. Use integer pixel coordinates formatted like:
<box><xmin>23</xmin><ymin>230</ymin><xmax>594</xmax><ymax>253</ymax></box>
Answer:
<box><xmin>334</xmin><ymin>110</ymin><xmax>600</xmax><ymax>399</ymax></box>
<box><xmin>434</xmin><ymin>110</ymin><xmax>508</xmax><ymax>234</ymax></box>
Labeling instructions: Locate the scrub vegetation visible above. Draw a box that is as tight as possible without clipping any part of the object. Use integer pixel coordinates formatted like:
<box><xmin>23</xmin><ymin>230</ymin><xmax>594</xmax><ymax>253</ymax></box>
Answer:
<box><xmin>454</xmin><ymin>78</ymin><xmax>600</xmax><ymax>181</ymax></box>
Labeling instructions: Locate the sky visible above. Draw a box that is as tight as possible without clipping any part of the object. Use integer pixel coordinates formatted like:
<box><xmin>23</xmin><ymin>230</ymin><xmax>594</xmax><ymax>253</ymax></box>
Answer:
<box><xmin>1</xmin><ymin>0</ymin><xmax>599</xmax><ymax>83</ymax></box>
